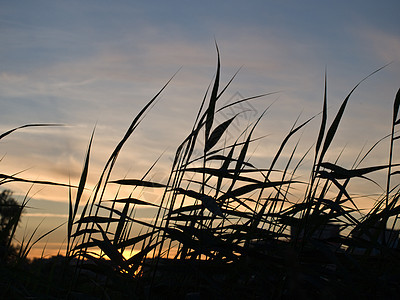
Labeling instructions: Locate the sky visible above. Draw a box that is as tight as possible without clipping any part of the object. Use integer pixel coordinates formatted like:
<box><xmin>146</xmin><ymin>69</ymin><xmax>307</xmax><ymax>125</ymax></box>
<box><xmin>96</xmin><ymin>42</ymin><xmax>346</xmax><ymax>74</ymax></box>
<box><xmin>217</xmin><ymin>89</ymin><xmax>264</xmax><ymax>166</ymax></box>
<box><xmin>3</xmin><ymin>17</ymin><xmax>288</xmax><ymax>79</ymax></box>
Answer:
<box><xmin>1</xmin><ymin>0</ymin><xmax>400</xmax><ymax>258</ymax></box>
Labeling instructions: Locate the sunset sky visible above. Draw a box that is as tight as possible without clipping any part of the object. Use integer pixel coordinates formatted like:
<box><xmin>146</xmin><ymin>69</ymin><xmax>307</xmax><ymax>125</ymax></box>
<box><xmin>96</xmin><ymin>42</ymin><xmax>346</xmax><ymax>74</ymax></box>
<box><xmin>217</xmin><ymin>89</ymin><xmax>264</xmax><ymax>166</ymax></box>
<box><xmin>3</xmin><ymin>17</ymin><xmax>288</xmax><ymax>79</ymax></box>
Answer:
<box><xmin>1</xmin><ymin>0</ymin><xmax>400</xmax><ymax>257</ymax></box>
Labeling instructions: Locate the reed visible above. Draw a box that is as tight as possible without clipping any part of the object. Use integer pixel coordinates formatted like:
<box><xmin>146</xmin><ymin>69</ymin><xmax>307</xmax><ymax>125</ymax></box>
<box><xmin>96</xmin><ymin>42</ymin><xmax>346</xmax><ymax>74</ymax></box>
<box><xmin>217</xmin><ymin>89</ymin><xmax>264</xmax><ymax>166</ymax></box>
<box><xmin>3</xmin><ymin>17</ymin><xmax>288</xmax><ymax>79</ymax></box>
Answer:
<box><xmin>1</xmin><ymin>49</ymin><xmax>400</xmax><ymax>299</ymax></box>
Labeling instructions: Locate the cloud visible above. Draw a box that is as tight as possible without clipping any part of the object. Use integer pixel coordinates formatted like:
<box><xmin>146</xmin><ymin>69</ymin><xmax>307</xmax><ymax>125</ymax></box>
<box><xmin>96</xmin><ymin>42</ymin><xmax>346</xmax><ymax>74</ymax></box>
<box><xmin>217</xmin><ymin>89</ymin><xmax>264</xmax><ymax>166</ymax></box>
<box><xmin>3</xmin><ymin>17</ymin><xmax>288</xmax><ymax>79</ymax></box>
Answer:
<box><xmin>25</xmin><ymin>213</ymin><xmax>69</xmax><ymax>218</ymax></box>
<box><xmin>358</xmin><ymin>28</ymin><xmax>400</xmax><ymax>62</ymax></box>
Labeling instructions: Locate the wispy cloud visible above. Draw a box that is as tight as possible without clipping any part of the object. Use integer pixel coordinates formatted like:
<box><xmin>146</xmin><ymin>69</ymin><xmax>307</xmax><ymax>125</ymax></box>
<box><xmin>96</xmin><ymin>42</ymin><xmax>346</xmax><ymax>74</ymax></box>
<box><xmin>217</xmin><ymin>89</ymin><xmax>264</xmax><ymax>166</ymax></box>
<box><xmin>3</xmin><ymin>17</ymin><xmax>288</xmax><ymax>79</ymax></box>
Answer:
<box><xmin>358</xmin><ymin>27</ymin><xmax>400</xmax><ymax>62</ymax></box>
<box><xmin>25</xmin><ymin>213</ymin><xmax>69</xmax><ymax>218</ymax></box>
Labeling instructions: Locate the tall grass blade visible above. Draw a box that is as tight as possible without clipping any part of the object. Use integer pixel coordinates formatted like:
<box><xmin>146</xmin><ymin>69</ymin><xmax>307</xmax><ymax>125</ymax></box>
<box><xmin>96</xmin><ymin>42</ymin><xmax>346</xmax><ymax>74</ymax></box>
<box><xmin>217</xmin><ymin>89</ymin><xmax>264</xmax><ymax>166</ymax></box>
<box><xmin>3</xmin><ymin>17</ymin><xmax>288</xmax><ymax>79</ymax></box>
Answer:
<box><xmin>269</xmin><ymin>115</ymin><xmax>315</xmax><ymax>178</ymax></box>
<box><xmin>96</xmin><ymin>204</ymin><xmax>157</xmax><ymax>228</ymax></box>
<box><xmin>20</xmin><ymin>222</ymin><xmax>65</xmax><ymax>260</ymax></box>
<box><xmin>70</xmin><ymin>228</ymin><xmax>101</xmax><ymax>238</ymax></box>
<box><xmin>204</xmin><ymin>114</ymin><xmax>238</xmax><ymax>153</ymax></box>
<box><xmin>0</xmin><ymin>174</ymin><xmax>76</xmax><ymax>188</ymax></box>
<box><xmin>204</xmin><ymin>42</ymin><xmax>220</xmax><ymax>142</ymax></box>
<box><xmin>67</xmin><ymin>128</ymin><xmax>94</xmax><ymax>254</ymax></box>
<box><xmin>218</xmin><ymin>181</ymin><xmax>296</xmax><ymax>201</ymax></box>
<box><xmin>386</xmin><ymin>88</ymin><xmax>400</xmax><ymax>207</ymax></box>
<box><xmin>0</xmin><ymin>124</ymin><xmax>62</xmax><ymax>140</ymax></box>
<box><xmin>319</xmin><ymin>162</ymin><xmax>400</xmax><ymax>179</ymax></box>
<box><xmin>87</xmin><ymin>71</ymin><xmax>178</xmax><ymax>238</ymax></box>
<box><xmin>109</xmin><ymin>179</ymin><xmax>167</xmax><ymax>188</ymax></box>
<box><xmin>115</xmin><ymin>231</ymin><xmax>158</xmax><ymax>249</ymax></box>
<box><xmin>126</xmin><ymin>242</ymin><xmax>160</xmax><ymax>274</ymax></box>
<box><xmin>108</xmin><ymin>197</ymin><xmax>159</xmax><ymax>207</ymax></box>
<box><xmin>182</xmin><ymin>167</ymin><xmax>264</xmax><ymax>184</ymax></box>
<box><xmin>113</xmin><ymin>196</ymin><xmax>130</xmax><ymax>245</ymax></box>
<box><xmin>216</xmin><ymin>92</ymin><xmax>278</xmax><ymax>114</ymax></box>
<box><xmin>393</xmin><ymin>88</ymin><xmax>400</xmax><ymax>123</ymax></box>
<box><xmin>174</xmin><ymin>188</ymin><xmax>224</xmax><ymax>217</ymax></box>
<box><xmin>74</xmin><ymin>216</ymin><xmax>121</xmax><ymax>224</ymax></box>
<box><xmin>92</xmin><ymin>224</ymin><xmax>128</xmax><ymax>271</ymax></box>
<box><xmin>318</xmin><ymin>65</ymin><xmax>388</xmax><ymax>166</ymax></box>
<box><xmin>314</xmin><ymin>70</ymin><xmax>328</xmax><ymax>166</ymax></box>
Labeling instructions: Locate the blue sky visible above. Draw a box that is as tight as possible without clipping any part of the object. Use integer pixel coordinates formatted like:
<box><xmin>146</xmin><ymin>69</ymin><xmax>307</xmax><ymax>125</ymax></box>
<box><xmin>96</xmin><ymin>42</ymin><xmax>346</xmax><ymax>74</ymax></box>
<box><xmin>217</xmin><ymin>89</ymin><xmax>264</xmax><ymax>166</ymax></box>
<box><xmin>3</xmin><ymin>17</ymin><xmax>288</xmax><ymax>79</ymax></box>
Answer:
<box><xmin>1</xmin><ymin>0</ymin><xmax>400</xmax><ymax>257</ymax></box>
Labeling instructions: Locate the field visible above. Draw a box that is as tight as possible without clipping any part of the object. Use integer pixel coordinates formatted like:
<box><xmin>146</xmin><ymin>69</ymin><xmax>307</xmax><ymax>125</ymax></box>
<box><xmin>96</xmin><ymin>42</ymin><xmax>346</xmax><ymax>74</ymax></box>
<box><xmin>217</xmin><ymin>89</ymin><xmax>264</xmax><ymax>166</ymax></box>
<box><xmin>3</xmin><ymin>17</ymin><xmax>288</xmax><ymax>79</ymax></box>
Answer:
<box><xmin>1</xmin><ymin>51</ymin><xmax>400</xmax><ymax>299</ymax></box>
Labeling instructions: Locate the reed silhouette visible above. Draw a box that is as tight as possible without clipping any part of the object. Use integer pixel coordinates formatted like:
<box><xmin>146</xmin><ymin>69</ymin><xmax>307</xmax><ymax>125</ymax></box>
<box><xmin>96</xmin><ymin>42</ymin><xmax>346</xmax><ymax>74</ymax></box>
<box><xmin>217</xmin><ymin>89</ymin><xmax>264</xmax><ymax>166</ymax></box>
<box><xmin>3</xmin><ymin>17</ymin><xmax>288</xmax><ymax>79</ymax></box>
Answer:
<box><xmin>1</xmin><ymin>49</ymin><xmax>400</xmax><ymax>299</ymax></box>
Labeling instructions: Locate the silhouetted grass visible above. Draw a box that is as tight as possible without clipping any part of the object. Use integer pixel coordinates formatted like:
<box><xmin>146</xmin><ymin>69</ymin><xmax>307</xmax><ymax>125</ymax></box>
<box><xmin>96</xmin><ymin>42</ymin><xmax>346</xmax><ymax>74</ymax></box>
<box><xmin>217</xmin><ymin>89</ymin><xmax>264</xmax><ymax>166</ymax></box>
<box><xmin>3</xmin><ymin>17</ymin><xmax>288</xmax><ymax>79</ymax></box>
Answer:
<box><xmin>1</xmin><ymin>48</ymin><xmax>400</xmax><ymax>299</ymax></box>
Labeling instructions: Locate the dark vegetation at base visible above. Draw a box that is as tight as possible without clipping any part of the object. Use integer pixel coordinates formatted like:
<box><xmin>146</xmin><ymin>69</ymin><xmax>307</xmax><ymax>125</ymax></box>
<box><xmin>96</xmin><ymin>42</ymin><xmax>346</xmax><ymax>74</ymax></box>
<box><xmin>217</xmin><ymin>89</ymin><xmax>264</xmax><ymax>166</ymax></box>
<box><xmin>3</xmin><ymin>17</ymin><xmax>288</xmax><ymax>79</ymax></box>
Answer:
<box><xmin>1</xmin><ymin>49</ymin><xmax>400</xmax><ymax>299</ymax></box>
<box><xmin>1</xmin><ymin>249</ymin><xmax>400</xmax><ymax>299</ymax></box>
